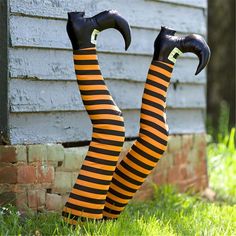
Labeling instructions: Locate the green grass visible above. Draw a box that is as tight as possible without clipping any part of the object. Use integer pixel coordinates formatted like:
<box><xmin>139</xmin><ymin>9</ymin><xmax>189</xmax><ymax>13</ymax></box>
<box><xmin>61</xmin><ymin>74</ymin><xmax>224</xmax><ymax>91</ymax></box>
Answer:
<box><xmin>1</xmin><ymin>186</ymin><xmax>236</xmax><ymax>236</ymax></box>
<box><xmin>1</xmin><ymin>127</ymin><xmax>236</xmax><ymax>235</ymax></box>
<box><xmin>207</xmin><ymin>128</ymin><xmax>236</xmax><ymax>204</ymax></box>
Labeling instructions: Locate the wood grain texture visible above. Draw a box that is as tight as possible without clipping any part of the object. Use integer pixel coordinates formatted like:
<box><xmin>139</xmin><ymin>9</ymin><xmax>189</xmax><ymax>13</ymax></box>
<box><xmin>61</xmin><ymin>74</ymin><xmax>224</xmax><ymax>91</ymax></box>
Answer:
<box><xmin>9</xmin><ymin>109</ymin><xmax>205</xmax><ymax>144</ymax></box>
<box><xmin>9</xmin><ymin>79</ymin><xmax>206</xmax><ymax>112</ymax></box>
<box><xmin>9</xmin><ymin>15</ymin><xmax>206</xmax><ymax>55</ymax></box>
<box><xmin>9</xmin><ymin>0</ymin><xmax>206</xmax><ymax>34</ymax></box>
<box><xmin>9</xmin><ymin>48</ymin><xmax>206</xmax><ymax>83</ymax></box>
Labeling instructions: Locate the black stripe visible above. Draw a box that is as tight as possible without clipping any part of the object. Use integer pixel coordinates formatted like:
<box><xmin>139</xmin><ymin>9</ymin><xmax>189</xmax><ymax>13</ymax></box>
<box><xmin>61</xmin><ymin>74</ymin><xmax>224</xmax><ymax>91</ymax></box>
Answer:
<box><xmin>132</xmin><ymin>144</ymin><xmax>159</xmax><ymax>163</ymax></box>
<box><xmin>115</xmin><ymin>168</ymin><xmax>142</xmax><ymax>186</ymax></box>
<box><xmin>140</xmin><ymin>118</ymin><xmax>168</xmax><ymax>136</ymax></box>
<box><xmin>140</xmin><ymin>128</ymin><xmax>168</xmax><ymax>146</ymax></box>
<box><xmin>151</xmin><ymin>61</ymin><xmax>173</xmax><ymax>73</ymax></box>
<box><xmin>65</xmin><ymin>202</ymin><xmax>103</xmax><ymax>214</ymax></box>
<box><xmin>74</xmin><ymin>183</ymin><xmax>108</xmax><ymax>194</ymax></box>
<box><xmin>87</xmin><ymin>109</ymin><xmax>122</xmax><ymax>116</ymax></box>
<box><xmin>146</xmin><ymin>78</ymin><xmax>167</xmax><ymax>92</ymax></box>
<box><xmin>144</xmin><ymin>88</ymin><xmax>166</xmax><ymax>101</ymax></box>
<box><xmin>103</xmin><ymin>206</ymin><xmax>121</xmax><ymax>215</ymax></box>
<box><xmin>74</xmin><ymin>60</ymin><xmax>98</xmax><ymax>65</ymax></box>
<box><xmin>142</xmin><ymin>98</ymin><xmax>165</xmax><ymax>111</ymax></box>
<box><xmin>77</xmin><ymin>80</ymin><xmax>105</xmax><ymax>85</ymax></box>
<box><xmin>76</xmin><ymin>70</ymin><xmax>101</xmax><ymax>75</ymax></box>
<box><xmin>141</xmin><ymin>108</ymin><xmax>165</xmax><ymax>123</ymax></box>
<box><xmin>112</xmin><ymin>177</ymin><xmax>137</xmax><ymax>193</ymax></box>
<box><xmin>92</xmin><ymin>137</ymin><xmax>124</xmax><ymax>147</ymax></box>
<box><xmin>138</xmin><ymin>138</ymin><xmax>165</xmax><ymax>155</ymax></box>
<box><xmin>85</xmin><ymin>156</ymin><xmax>117</xmax><ymax>166</ymax></box>
<box><xmin>80</xmin><ymin>90</ymin><xmax>110</xmax><ymax>95</ymax></box>
<box><xmin>81</xmin><ymin>165</ymin><xmax>114</xmax><ymax>176</ymax></box>
<box><xmin>78</xmin><ymin>174</ymin><xmax>111</xmax><ymax>185</ymax></box>
<box><xmin>73</xmin><ymin>49</ymin><xmax>96</xmax><ymax>55</ymax></box>
<box><xmin>83</xmin><ymin>100</ymin><xmax>114</xmax><ymax>106</ymax></box>
<box><xmin>105</xmin><ymin>197</ymin><xmax>127</xmax><ymax>207</ymax></box>
<box><xmin>89</xmin><ymin>146</ymin><xmax>121</xmax><ymax>156</ymax></box>
<box><xmin>69</xmin><ymin>193</ymin><xmax>105</xmax><ymax>204</ymax></box>
<box><xmin>148</xmin><ymin>70</ymin><xmax>170</xmax><ymax>83</ymax></box>
<box><xmin>126</xmin><ymin>152</ymin><xmax>153</xmax><ymax>171</ymax></box>
<box><xmin>121</xmin><ymin>161</ymin><xmax>147</xmax><ymax>178</ymax></box>
<box><xmin>93</xmin><ymin>128</ymin><xmax>125</xmax><ymax>137</ymax></box>
<box><xmin>108</xmin><ymin>187</ymin><xmax>133</xmax><ymax>200</ymax></box>
<box><xmin>92</xmin><ymin>119</ymin><xmax>124</xmax><ymax>127</ymax></box>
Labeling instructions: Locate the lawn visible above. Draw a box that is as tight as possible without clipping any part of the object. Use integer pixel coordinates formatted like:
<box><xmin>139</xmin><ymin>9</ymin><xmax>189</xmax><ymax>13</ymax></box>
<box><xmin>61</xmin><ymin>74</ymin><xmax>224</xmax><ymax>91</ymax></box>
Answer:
<box><xmin>0</xmin><ymin>129</ymin><xmax>236</xmax><ymax>236</ymax></box>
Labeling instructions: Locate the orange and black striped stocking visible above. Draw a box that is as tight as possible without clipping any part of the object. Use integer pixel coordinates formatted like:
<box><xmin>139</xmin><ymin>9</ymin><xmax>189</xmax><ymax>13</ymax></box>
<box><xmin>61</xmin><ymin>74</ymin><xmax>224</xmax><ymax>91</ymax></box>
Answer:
<box><xmin>103</xmin><ymin>60</ymin><xmax>174</xmax><ymax>219</ymax></box>
<box><xmin>62</xmin><ymin>47</ymin><xmax>125</xmax><ymax>224</ymax></box>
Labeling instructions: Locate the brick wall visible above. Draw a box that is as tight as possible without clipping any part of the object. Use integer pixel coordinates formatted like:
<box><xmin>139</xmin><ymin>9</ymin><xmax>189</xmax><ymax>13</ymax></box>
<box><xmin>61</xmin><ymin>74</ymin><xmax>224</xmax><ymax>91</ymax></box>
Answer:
<box><xmin>0</xmin><ymin>134</ymin><xmax>208</xmax><ymax>212</ymax></box>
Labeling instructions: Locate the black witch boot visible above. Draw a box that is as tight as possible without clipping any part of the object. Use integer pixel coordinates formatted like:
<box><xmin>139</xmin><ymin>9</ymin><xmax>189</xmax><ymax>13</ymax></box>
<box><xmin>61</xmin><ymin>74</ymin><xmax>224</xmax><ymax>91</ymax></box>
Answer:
<box><xmin>62</xmin><ymin>10</ymin><xmax>131</xmax><ymax>225</ymax></box>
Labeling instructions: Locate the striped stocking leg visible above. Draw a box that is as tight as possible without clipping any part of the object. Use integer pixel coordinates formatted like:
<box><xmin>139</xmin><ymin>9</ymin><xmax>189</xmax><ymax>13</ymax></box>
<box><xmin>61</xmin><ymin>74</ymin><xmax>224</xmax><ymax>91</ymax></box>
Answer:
<box><xmin>62</xmin><ymin>47</ymin><xmax>125</xmax><ymax>224</ymax></box>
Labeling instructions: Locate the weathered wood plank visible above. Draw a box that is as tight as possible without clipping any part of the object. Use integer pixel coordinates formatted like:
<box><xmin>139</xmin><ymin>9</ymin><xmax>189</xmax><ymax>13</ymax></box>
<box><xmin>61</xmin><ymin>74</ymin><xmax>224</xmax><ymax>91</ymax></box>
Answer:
<box><xmin>9</xmin><ymin>48</ymin><xmax>206</xmax><ymax>83</ymax></box>
<box><xmin>9</xmin><ymin>109</ymin><xmax>205</xmax><ymax>144</ymax></box>
<box><xmin>9</xmin><ymin>0</ymin><xmax>206</xmax><ymax>34</ymax></box>
<box><xmin>9</xmin><ymin>79</ymin><xmax>206</xmax><ymax>112</ymax></box>
<box><xmin>147</xmin><ymin>0</ymin><xmax>207</xmax><ymax>9</ymax></box>
<box><xmin>9</xmin><ymin>15</ymin><xmax>206</xmax><ymax>55</ymax></box>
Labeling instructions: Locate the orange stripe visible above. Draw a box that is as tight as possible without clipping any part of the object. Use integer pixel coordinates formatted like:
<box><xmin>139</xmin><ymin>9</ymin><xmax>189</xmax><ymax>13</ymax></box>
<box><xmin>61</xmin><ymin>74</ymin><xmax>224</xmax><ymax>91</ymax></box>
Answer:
<box><xmin>104</xmin><ymin>202</ymin><xmax>125</xmax><ymax>212</ymax></box>
<box><xmin>82</xmin><ymin>94</ymin><xmax>112</xmax><ymax>100</ymax></box>
<box><xmin>93</xmin><ymin>124</ymin><xmax>125</xmax><ymax>131</ymax></box>
<box><xmin>140</xmin><ymin>113</ymin><xmax>167</xmax><ymax>130</ymax></box>
<box><xmin>72</xmin><ymin>184</ymin><xmax>109</xmax><ymax>197</ymax></box>
<box><xmin>109</xmin><ymin>182</ymin><xmax>135</xmax><ymax>197</ymax></box>
<box><xmin>112</xmin><ymin>172</ymin><xmax>140</xmax><ymax>190</ymax></box>
<box><xmin>73</xmin><ymin>54</ymin><xmax>97</xmax><ymax>60</ymax></box>
<box><xmin>105</xmin><ymin>192</ymin><xmax>130</xmax><ymax>204</ymax></box>
<box><xmin>82</xmin><ymin>160</ymin><xmax>116</xmax><ymax>172</ymax></box>
<box><xmin>124</xmin><ymin>157</ymin><xmax>150</xmax><ymax>175</ymax></box>
<box><xmin>76</xmin><ymin>178</ymin><xmax>110</xmax><ymax>190</ymax></box>
<box><xmin>90</xmin><ymin>141</ymin><xmax>122</xmax><ymax>152</ymax></box>
<box><xmin>158</xmin><ymin>61</ymin><xmax>174</xmax><ymax>68</ymax></box>
<box><xmin>145</xmin><ymin>83</ymin><xmax>166</xmax><ymax>97</ymax></box>
<box><xmin>90</xmin><ymin>114</ymin><xmax>124</xmax><ymax>123</ymax></box>
<box><xmin>85</xmin><ymin>104</ymin><xmax>119</xmax><ymax>111</ymax></box>
<box><xmin>76</xmin><ymin>75</ymin><xmax>103</xmax><ymax>80</ymax></box>
<box><xmin>141</xmin><ymin>103</ymin><xmax>164</xmax><ymax>116</ymax></box>
<box><xmin>139</xmin><ymin>133</ymin><xmax>167</xmax><ymax>151</ymax></box>
<box><xmin>79</xmin><ymin>85</ymin><xmax>108</xmax><ymax>91</ymax></box>
<box><xmin>141</xmin><ymin>123</ymin><xmax>168</xmax><ymax>140</ymax></box>
<box><xmin>117</xmin><ymin>164</ymin><xmax>145</xmax><ymax>182</ymax></box>
<box><xmin>63</xmin><ymin>207</ymin><xmax>102</xmax><ymax>219</ymax></box>
<box><xmin>74</xmin><ymin>65</ymin><xmax>100</xmax><ymax>70</ymax></box>
<box><xmin>80</xmin><ymin>47</ymin><xmax>96</xmax><ymax>50</ymax></box>
<box><xmin>143</xmin><ymin>93</ymin><xmax>165</xmax><ymax>107</ymax></box>
<box><xmin>129</xmin><ymin>149</ymin><xmax>156</xmax><ymax>168</ymax></box>
<box><xmin>102</xmin><ymin>210</ymin><xmax>119</xmax><ymax>219</ymax></box>
<box><xmin>147</xmin><ymin>74</ymin><xmax>169</xmax><ymax>88</ymax></box>
<box><xmin>92</xmin><ymin>132</ymin><xmax>125</xmax><ymax>142</ymax></box>
<box><xmin>87</xmin><ymin>151</ymin><xmax>120</xmax><ymax>162</ymax></box>
<box><xmin>76</xmin><ymin>170</ymin><xmax>112</xmax><ymax>181</ymax></box>
<box><xmin>150</xmin><ymin>64</ymin><xmax>172</xmax><ymax>77</ymax></box>
<box><xmin>135</xmin><ymin>141</ymin><xmax>161</xmax><ymax>159</ymax></box>
<box><xmin>67</xmin><ymin>197</ymin><xmax>104</xmax><ymax>210</ymax></box>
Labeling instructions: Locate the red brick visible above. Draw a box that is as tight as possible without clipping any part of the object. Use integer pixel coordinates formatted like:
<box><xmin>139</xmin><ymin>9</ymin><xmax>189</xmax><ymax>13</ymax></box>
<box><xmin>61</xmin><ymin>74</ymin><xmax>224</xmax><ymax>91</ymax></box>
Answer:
<box><xmin>16</xmin><ymin>191</ymin><xmax>28</xmax><ymax>210</ymax></box>
<box><xmin>37</xmin><ymin>163</ymin><xmax>54</xmax><ymax>183</ymax></box>
<box><xmin>167</xmin><ymin>166</ymin><xmax>180</xmax><ymax>184</ymax></box>
<box><xmin>17</xmin><ymin>165</ymin><xmax>36</xmax><ymax>184</ymax></box>
<box><xmin>27</xmin><ymin>189</ymin><xmax>46</xmax><ymax>209</ymax></box>
<box><xmin>179</xmin><ymin>166</ymin><xmax>188</xmax><ymax>180</ymax></box>
<box><xmin>152</xmin><ymin>172</ymin><xmax>167</xmax><ymax>185</ymax></box>
<box><xmin>0</xmin><ymin>145</ymin><xmax>17</xmax><ymax>163</ymax></box>
<box><xmin>46</xmin><ymin>193</ymin><xmax>62</xmax><ymax>211</ymax></box>
<box><xmin>0</xmin><ymin>192</ymin><xmax>16</xmax><ymax>205</ymax></box>
<box><xmin>0</xmin><ymin>166</ymin><xmax>17</xmax><ymax>184</ymax></box>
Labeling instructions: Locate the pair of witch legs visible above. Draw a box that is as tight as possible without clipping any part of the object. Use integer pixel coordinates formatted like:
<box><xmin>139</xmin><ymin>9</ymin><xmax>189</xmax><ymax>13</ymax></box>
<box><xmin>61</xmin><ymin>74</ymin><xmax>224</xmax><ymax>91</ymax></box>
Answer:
<box><xmin>62</xmin><ymin>10</ymin><xmax>210</xmax><ymax>224</ymax></box>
